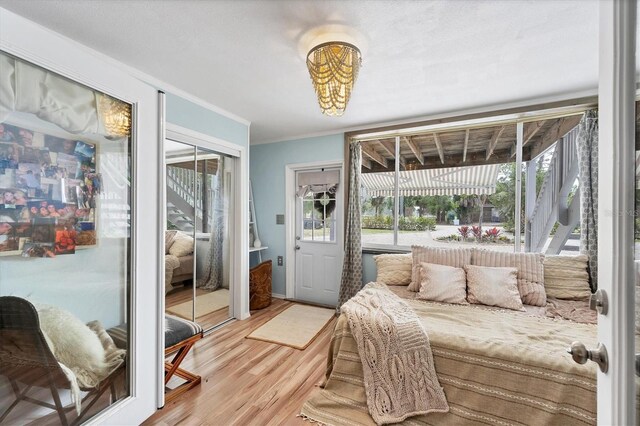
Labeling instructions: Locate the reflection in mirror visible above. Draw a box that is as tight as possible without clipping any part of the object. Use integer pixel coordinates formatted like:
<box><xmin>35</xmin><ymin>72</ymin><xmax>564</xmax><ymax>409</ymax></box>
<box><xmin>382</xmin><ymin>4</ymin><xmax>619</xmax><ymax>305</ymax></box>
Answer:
<box><xmin>194</xmin><ymin>147</ymin><xmax>234</xmax><ymax>329</ymax></box>
<box><xmin>164</xmin><ymin>141</ymin><xmax>196</xmax><ymax>322</ymax></box>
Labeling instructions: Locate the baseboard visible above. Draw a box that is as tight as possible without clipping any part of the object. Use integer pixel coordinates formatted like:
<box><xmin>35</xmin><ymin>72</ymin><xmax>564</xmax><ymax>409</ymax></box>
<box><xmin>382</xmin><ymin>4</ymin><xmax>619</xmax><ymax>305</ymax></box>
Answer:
<box><xmin>272</xmin><ymin>293</ymin><xmax>286</xmax><ymax>299</ymax></box>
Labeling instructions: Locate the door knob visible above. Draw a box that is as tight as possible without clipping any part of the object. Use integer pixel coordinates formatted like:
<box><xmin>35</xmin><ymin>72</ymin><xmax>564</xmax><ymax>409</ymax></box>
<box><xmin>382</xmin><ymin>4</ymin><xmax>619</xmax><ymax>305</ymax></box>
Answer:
<box><xmin>296</xmin><ymin>236</ymin><xmax>301</xmax><ymax>240</ymax></box>
<box><xmin>567</xmin><ymin>341</ymin><xmax>608</xmax><ymax>373</ymax></box>
<box><xmin>295</xmin><ymin>245</ymin><xmax>300</xmax><ymax>250</ymax></box>
<box><xmin>589</xmin><ymin>289</ymin><xmax>608</xmax><ymax>315</ymax></box>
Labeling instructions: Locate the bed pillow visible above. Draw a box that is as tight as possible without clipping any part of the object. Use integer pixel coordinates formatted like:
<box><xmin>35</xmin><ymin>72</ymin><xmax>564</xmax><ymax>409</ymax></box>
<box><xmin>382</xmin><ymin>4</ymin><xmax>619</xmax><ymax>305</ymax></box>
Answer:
<box><xmin>374</xmin><ymin>253</ymin><xmax>412</xmax><ymax>285</ymax></box>
<box><xmin>168</xmin><ymin>232</ymin><xmax>194</xmax><ymax>257</ymax></box>
<box><xmin>416</xmin><ymin>262</ymin><xmax>468</xmax><ymax>304</ymax></box>
<box><xmin>34</xmin><ymin>303</ymin><xmax>117</xmax><ymax>388</ymax></box>
<box><xmin>465</xmin><ymin>265</ymin><xmax>524</xmax><ymax>311</ymax></box>
<box><xmin>165</xmin><ymin>230</ymin><xmax>178</xmax><ymax>254</ymax></box>
<box><xmin>472</xmin><ymin>249</ymin><xmax>546</xmax><ymax>306</ymax></box>
<box><xmin>544</xmin><ymin>255</ymin><xmax>591</xmax><ymax>300</ymax></box>
<box><xmin>409</xmin><ymin>246</ymin><xmax>472</xmax><ymax>291</ymax></box>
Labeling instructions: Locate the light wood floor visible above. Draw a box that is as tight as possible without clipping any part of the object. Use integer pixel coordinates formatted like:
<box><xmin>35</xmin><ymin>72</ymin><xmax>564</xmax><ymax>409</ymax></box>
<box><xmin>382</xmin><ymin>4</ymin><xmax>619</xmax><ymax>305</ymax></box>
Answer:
<box><xmin>166</xmin><ymin>284</ymin><xmax>232</xmax><ymax>330</ymax></box>
<box><xmin>145</xmin><ymin>298</ymin><xmax>336</xmax><ymax>426</ymax></box>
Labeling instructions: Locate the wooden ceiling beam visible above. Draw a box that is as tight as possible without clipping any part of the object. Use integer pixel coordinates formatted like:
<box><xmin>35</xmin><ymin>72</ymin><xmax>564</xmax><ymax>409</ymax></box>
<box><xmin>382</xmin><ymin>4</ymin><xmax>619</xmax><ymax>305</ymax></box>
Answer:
<box><xmin>485</xmin><ymin>125</ymin><xmax>507</xmax><ymax>160</ymax></box>
<box><xmin>433</xmin><ymin>133</ymin><xmax>445</xmax><ymax>164</ymax></box>
<box><xmin>379</xmin><ymin>139</ymin><xmax>406</xmax><ymax>168</ymax></box>
<box><xmin>523</xmin><ymin>120</ymin><xmax>546</xmax><ymax>146</ymax></box>
<box><xmin>361</xmin><ymin>157</ymin><xmax>372</xmax><ymax>169</ymax></box>
<box><xmin>529</xmin><ymin>115</ymin><xmax>582</xmax><ymax>160</ymax></box>
<box><xmin>404</xmin><ymin>136</ymin><xmax>424</xmax><ymax>165</ymax></box>
<box><xmin>361</xmin><ymin>143</ymin><xmax>388</xmax><ymax>168</ymax></box>
<box><xmin>463</xmin><ymin>129</ymin><xmax>469</xmax><ymax>162</ymax></box>
<box><xmin>364</xmin><ymin>148</ymin><xmax>519</xmax><ymax>173</ymax></box>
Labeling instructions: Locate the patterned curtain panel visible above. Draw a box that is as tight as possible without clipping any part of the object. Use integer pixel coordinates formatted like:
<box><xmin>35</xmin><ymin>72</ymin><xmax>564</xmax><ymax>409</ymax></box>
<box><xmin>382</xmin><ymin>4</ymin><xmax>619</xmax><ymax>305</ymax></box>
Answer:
<box><xmin>338</xmin><ymin>141</ymin><xmax>363</xmax><ymax>309</ymax></box>
<box><xmin>199</xmin><ymin>157</ymin><xmax>225</xmax><ymax>291</ymax></box>
<box><xmin>576</xmin><ymin>110</ymin><xmax>598</xmax><ymax>292</ymax></box>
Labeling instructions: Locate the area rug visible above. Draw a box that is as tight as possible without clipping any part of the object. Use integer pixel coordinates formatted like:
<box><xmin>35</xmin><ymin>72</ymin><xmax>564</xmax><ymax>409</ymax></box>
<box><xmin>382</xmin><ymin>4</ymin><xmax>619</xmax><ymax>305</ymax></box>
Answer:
<box><xmin>166</xmin><ymin>289</ymin><xmax>229</xmax><ymax>319</ymax></box>
<box><xmin>246</xmin><ymin>304</ymin><xmax>334</xmax><ymax>350</ymax></box>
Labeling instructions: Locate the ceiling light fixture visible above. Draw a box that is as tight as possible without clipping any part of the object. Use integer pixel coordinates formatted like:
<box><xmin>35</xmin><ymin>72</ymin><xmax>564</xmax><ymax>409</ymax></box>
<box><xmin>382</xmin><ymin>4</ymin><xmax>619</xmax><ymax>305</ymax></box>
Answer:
<box><xmin>99</xmin><ymin>94</ymin><xmax>131</xmax><ymax>138</ymax></box>
<box><xmin>306</xmin><ymin>41</ymin><xmax>362</xmax><ymax>117</ymax></box>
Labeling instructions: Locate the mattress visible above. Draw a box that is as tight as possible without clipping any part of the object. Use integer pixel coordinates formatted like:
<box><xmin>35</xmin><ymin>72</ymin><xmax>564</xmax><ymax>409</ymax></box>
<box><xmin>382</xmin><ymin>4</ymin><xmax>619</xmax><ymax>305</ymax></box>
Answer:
<box><xmin>301</xmin><ymin>287</ymin><xmax>597</xmax><ymax>425</ymax></box>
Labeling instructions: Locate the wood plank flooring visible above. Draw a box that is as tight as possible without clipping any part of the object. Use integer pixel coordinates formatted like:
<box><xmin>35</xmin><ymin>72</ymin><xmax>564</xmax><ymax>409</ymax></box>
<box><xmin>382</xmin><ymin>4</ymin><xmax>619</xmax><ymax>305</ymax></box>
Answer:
<box><xmin>145</xmin><ymin>298</ymin><xmax>335</xmax><ymax>426</ymax></box>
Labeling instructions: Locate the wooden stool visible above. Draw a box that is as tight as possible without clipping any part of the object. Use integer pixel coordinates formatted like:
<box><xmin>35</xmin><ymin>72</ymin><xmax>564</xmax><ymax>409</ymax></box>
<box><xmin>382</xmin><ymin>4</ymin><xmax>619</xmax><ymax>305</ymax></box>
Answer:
<box><xmin>108</xmin><ymin>315</ymin><xmax>203</xmax><ymax>404</ymax></box>
<box><xmin>163</xmin><ymin>315</ymin><xmax>203</xmax><ymax>403</ymax></box>
<box><xmin>250</xmin><ymin>260</ymin><xmax>272</xmax><ymax>310</ymax></box>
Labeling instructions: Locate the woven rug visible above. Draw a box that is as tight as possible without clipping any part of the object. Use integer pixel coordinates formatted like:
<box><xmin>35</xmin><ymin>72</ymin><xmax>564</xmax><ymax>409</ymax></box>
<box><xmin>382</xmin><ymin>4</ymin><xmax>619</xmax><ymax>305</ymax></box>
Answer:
<box><xmin>166</xmin><ymin>289</ymin><xmax>229</xmax><ymax>319</ymax></box>
<box><xmin>246</xmin><ymin>304</ymin><xmax>334</xmax><ymax>350</ymax></box>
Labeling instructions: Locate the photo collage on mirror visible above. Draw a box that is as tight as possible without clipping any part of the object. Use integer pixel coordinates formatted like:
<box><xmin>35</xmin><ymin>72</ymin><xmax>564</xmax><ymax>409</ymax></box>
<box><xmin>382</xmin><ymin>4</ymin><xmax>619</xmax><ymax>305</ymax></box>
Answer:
<box><xmin>0</xmin><ymin>123</ymin><xmax>100</xmax><ymax>257</ymax></box>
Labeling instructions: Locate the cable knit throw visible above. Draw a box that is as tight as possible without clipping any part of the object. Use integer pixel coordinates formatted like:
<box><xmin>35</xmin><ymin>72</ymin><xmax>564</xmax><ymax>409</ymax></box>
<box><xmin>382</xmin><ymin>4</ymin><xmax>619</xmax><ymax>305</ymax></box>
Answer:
<box><xmin>341</xmin><ymin>282</ymin><xmax>449</xmax><ymax>425</ymax></box>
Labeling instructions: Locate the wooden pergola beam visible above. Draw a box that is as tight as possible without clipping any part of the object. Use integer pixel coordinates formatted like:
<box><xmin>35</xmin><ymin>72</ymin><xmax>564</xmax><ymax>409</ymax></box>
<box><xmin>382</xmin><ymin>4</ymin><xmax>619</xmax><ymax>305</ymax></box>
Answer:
<box><xmin>485</xmin><ymin>125</ymin><xmax>506</xmax><ymax>160</ymax></box>
<box><xmin>361</xmin><ymin>143</ymin><xmax>388</xmax><ymax>168</ymax></box>
<box><xmin>433</xmin><ymin>133</ymin><xmax>445</xmax><ymax>164</ymax></box>
<box><xmin>404</xmin><ymin>136</ymin><xmax>424</xmax><ymax>165</ymax></box>
<box><xmin>463</xmin><ymin>129</ymin><xmax>469</xmax><ymax>162</ymax></box>
<box><xmin>523</xmin><ymin>120</ymin><xmax>545</xmax><ymax>146</ymax></box>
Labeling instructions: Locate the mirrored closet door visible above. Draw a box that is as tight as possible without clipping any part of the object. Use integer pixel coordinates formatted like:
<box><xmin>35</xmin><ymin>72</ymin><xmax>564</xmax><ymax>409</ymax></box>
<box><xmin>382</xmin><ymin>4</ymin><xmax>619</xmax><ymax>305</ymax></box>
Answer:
<box><xmin>164</xmin><ymin>140</ymin><xmax>235</xmax><ymax>331</ymax></box>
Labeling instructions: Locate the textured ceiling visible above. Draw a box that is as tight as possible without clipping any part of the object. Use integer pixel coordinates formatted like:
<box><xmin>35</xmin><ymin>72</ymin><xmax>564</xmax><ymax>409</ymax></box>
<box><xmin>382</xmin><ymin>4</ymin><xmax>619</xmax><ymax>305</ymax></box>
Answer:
<box><xmin>0</xmin><ymin>1</ymin><xmax>605</xmax><ymax>144</ymax></box>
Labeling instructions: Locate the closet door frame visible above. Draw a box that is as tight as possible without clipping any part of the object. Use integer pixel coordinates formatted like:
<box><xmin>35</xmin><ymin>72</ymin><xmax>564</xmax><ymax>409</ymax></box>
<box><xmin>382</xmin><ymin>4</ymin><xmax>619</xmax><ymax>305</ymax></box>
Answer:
<box><xmin>165</xmin><ymin>123</ymin><xmax>249</xmax><ymax>323</ymax></box>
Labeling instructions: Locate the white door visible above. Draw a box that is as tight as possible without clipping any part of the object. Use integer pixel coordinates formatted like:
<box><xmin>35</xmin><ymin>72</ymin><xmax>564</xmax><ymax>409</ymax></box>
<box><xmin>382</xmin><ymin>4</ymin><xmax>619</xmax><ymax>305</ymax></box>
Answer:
<box><xmin>596</xmin><ymin>1</ymin><xmax>636</xmax><ymax>424</ymax></box>
<box><xmin>294</xmin><ymin>168</ymin><xmax>343</xmax><ymax>306</ymax></box>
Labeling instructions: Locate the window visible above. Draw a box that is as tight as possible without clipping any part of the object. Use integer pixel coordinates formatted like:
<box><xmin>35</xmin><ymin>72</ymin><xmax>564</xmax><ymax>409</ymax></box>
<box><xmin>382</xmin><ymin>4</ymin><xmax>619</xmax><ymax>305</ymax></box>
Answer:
<box><xmin>359</xmin><ymin>114</ymin><xmax>583</xmax><ymax>254</ymax></box>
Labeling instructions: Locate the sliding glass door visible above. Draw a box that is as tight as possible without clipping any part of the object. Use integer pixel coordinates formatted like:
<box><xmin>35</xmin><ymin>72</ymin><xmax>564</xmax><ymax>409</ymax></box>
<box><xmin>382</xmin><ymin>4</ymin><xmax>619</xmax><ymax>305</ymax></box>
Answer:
<box><xmin>165</xmin><ymin>141</ymin><xmax>235</xmax><ymax>331</ymax></box>
<box><xmin>0</xmin><ymin>9</ymin><xmax>161</xmax><ymax>424</ymax></box>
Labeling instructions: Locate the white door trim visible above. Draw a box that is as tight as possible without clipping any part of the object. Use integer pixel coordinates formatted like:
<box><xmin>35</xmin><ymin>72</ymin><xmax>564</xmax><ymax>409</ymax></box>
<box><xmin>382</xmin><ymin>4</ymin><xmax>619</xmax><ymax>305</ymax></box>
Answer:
<box><xmin>597</xmin><ymin>1</ymin><xmax>636</xmax><ymax>424</ymax></box>
<box><xmin>285</xmin><ymin>160</ymin><xmax>344</xmax><ymax>300</ymax></box>
<box><xmin>165</xmin><ymin>123</ymin><xmax>250</xmax><ymax>321</ymax></box>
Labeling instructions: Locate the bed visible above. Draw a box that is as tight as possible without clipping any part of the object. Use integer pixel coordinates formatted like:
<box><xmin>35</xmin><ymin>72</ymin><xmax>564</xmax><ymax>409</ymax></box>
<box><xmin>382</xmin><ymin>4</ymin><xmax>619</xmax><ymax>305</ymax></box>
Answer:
<box><xmin>301</xmin><ymin>285</ymin><xmax>597</xmax><ymax>425</ymax></box>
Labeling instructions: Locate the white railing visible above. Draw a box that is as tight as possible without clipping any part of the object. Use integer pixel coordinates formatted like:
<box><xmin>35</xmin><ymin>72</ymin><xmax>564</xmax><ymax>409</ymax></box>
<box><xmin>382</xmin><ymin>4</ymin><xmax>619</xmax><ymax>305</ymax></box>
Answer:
<box><xmin>528</xmin><ymin>126</ymin><xmax>579</xmax><ymax>252</ymax></box>
<box><xmin>166</xmin><ymin>166</ymin><xmax>215</xmax><ymax>226</ymax></box>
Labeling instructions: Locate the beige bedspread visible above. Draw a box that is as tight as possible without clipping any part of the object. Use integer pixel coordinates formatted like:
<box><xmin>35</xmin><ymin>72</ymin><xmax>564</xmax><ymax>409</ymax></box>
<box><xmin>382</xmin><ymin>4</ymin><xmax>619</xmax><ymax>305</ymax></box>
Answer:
<box><xmin>301</xmin><ymin>289</ymin><xmax>597</xmax><ymax>425</ymax></box>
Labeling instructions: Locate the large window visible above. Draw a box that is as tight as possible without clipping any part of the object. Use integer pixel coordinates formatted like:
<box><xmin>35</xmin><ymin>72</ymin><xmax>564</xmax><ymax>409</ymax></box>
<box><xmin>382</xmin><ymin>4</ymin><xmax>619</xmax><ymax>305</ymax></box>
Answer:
<box><xmin>359</xmin><ymin>115</ymin><xmax>583</xmax><ymax>255</ymax></box>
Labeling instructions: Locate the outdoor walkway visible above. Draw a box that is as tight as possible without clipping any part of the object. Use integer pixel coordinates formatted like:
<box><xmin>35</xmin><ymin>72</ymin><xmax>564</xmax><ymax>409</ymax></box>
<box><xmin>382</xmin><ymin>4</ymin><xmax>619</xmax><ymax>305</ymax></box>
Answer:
<box><xmin>362</xmin><ymin>223</ymin><xmax>580</xmax><ymax>255</ymax></box>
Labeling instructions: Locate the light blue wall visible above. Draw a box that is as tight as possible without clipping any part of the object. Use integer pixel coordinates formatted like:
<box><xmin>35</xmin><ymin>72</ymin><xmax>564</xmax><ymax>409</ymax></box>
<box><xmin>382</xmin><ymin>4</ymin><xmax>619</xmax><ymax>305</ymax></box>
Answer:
<box><xmin>165</xmin><ymin>92</ymin><xmax>248</xmax><ymax>147</ymax></box>
<box><xmin>250</xmin><ymin>134</ymin><xmax>344</xmax><ymax>295</ymax></box>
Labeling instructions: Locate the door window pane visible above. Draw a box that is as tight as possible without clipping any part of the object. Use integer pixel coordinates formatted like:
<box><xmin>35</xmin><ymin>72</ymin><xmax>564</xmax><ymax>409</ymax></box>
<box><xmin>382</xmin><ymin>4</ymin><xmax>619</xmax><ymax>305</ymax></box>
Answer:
<box><xmin>0</xmin><ymin>51</ymin><xmax>132</xmax><ymax>424</ymax></box>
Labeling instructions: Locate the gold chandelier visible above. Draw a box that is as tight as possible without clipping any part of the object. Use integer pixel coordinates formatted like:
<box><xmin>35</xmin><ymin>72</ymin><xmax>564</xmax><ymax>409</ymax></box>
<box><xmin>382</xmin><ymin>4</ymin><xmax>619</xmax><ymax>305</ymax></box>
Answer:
<box><xmin>306</xmin><ymin>41</ymin><xmax>362</xmax><ymax>117</ymax></box>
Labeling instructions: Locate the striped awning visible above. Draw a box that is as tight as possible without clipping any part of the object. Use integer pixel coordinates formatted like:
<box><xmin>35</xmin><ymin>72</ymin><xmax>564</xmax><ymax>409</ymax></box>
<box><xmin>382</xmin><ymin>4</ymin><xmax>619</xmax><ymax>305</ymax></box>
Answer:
<box><xmin>361</xmin><ymin>164</ymin><xmax>501</xmax><ymax>197</ymax></box>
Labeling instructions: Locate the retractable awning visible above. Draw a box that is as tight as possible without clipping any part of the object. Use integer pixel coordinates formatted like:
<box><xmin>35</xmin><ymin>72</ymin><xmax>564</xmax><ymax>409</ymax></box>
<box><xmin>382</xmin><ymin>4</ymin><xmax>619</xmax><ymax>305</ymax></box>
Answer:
<box><xmin>361</xmin><ymin>164</ymin><xmax>501</xmax><ymax>197</ymax></box>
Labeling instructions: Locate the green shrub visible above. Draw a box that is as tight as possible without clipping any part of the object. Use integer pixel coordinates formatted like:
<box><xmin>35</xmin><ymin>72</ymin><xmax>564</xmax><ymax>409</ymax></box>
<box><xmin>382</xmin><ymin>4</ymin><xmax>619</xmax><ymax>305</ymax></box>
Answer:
<box><xmin>362</xmin><ymin>215</ymin><xmax>436</xmax><ymax>231</ymax></box>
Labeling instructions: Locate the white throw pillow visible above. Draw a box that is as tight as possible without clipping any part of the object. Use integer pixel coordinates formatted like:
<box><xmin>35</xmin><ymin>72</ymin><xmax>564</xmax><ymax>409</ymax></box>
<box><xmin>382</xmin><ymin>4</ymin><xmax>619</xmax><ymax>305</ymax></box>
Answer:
<box><xmin>168</xmin><ymin>232</ymin><xmax>194</xmax><ymax>257</ymax></box>
<box><xmin>409</xmin><ymin>246</ymin><xmax>472</xmax><ymax>291</ymax></box>
<box><xmin>416</xmin><ymin>262</ymin><xmax>468</xmax><ymax>305</ymax></box>
<box><xmin>374</xmin><ymin>253</ymin><xmax>412</xmax><ymax>285</ymax></box>
<box><xmin>35</xmin><ymin>303</ymin><xmax>112</xmax><ymax>388</ymax></box>
<box><xmin>472</xmin><ymin>249</ymin><xmax>546</xmax><ymax>306</ymax></box>
<box><xmin>464</xmin><ymin>265</ymin><xmax>524</xmax><ymax>311</ymax></box>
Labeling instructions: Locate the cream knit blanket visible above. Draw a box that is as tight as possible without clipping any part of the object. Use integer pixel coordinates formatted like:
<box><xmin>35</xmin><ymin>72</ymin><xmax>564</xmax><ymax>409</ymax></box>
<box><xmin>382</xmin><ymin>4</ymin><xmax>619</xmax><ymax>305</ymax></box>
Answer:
<box><xmin>342</xmin><ymin>282</ymin><xmax>449</xmax><ymax>425</ymax></box>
